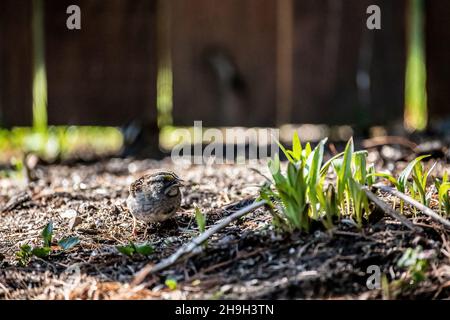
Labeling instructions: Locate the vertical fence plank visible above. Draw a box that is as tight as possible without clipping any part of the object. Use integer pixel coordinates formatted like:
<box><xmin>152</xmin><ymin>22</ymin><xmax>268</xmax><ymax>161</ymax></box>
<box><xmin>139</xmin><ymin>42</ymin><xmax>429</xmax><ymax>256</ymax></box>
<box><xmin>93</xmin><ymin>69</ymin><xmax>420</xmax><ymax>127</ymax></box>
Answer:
<box><xmin>171</xmin><ymin>0</ymin><xmax>277</xmax><ymax>127</ymax></box>
<box><xmin>370</xmin><ymin>0</ymin><xmax>406</xmax><ymax>126</ymax></box>
<box><xmin>425</xmin><ymin>1</ymin><xmax>450</xmax><ymax>121</ymax></box>
<box><xmin>276</xmin><ymin>0</ymin><xmax>294</xmax><ymax>125</ymax></box>
<box><xmin>0</xmin><ymin>1</ymin><xmax>33</xmax><ymax>127</ymax></box>
<box><xmin>292</xmin><ymin>0</ymin><xmax>406</xmax><ymax>127</ymax></box>
<box><xmin>44</xmin><ymin>0</ymin><xmax>158</xmax><ymax>127</ymax></box>
<box><xmin>0</xmin><ymin>0</ymin><xmax>410</xmax><ymax>131</ymax></box>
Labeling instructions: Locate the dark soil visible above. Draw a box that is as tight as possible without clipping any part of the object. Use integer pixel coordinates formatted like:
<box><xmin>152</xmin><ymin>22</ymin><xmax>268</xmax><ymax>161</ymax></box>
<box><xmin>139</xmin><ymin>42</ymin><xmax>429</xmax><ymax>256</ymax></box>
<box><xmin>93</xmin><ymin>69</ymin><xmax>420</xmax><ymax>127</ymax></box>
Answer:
<box><xmin>1</xmin><ymin>152</ymin><xmax>449</xmax><ymax>299</ymax></box>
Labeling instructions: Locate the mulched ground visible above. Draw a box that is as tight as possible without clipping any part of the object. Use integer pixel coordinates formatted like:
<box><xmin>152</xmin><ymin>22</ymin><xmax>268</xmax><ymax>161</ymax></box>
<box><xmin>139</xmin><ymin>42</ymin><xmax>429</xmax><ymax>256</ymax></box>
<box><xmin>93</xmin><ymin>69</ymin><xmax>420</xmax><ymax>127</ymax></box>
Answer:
<box><xmin>1</xmin><ymin>150</ymin><xmax>450</xmax><ymax>299</ymax></box>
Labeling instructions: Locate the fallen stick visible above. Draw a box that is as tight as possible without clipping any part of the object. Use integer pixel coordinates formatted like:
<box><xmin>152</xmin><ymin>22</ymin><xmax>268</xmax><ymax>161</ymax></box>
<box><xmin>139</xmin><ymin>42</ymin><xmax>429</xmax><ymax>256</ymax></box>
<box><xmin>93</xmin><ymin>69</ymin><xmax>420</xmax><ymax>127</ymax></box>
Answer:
<box><xmin>132</xmin><ymin>199</ymin><xmax>267</xmax><ymax>285</ymax></box>
<box><xmin>362</xmin><ymin>187</ymin><xmax>421</xmax><ymax>231</ymax></box>
<box><xmin>1</xmin><ymin>191</ymin><xmax>32</xmax><ymax>213</ymax></box>
<box><xmin>373</xmin><ymin>184</ymin><xmax>450</xmax><ymax>229</ymax></box>
<box><xmin>362</xmin><ymin>136</ymin><xmax>417</xmax><ymax>150</ymax></box>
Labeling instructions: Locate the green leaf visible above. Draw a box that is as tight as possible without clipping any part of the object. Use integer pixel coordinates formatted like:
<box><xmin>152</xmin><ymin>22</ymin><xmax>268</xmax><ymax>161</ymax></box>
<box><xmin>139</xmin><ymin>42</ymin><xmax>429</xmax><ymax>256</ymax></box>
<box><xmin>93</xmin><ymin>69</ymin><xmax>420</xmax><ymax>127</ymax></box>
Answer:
<box><xmin>116</xmin><ymin>244</ymin><xmax>135</xmax><ymax>257</ymax></box>
<box><xmin>339</xmin><ymin>137</ymin><xmax>354</xmax><ymax>183</ymax></box>
<box><xmin>287</xmin><ymin>162</ymin><xmax>297</xmax><ymax>190</ymax></box>
<box><xmin>326</xmin><ymin>184</ymin><xmax>338</xmax><ymax>215</ymax></box>
<box><xmin>41</xmin><ymin>221</ymin><xmax>53</xmax><ymax>247</ymax></box>
<box><xmin>257</xmin><ymin>183</ymin><xmax>276</xmax><ymax>208</ymax></box>
<box><xmin>275</xmin><ymin>139</ymin><xmax>294</xmax><ymax>163</ymax></box>
<box><xmin>194</xmin><ymin>207</ymin><xmax>206</xmax><ymax>233</ymax></box>
<box><xmin>165</xmin><ymin>278</ymin><xmax>178</xmax><ymax>291</ymax></box>
<box><xmin>304</xmin><ymin>142</ymin><xmax>312</xmax><ymax>159</ymax></box>
<box><xmin>292</xmin><ymin>131</ymin><xmax>302</xmax><ymax>161</ymax></box>
<box><xmin>366</xmin><ymin>163</ymin><xmax>376</xmax><ymax>186</ymax></box>
<box><xmin>19</xmin><ymin>244</ymin><xmax>32</xmax><ymax>253</ymax></box>
<box><xmin>336</xmin><ymin>137</ymin><xmax>353</xmax><ymax>203</ymax></box>
<box><xmin>58</xmin><ymin>237</ymin><xmax>80</xmax><ymax>251</ymax></box>
<box><xmin>305</xmin><ymin>139</ymin><xmax>326</xmax><ymax>218</ymax></box>
<box><xmin>347</xmin><ymin>177</ymin><xmax>364</xmax><ymax>227</ymax></box>
<box><xmin>117</xmin><ymin>242</ymin><xmax>154</xmax><ymax>257</ymax></box>
<box><xmin>268</xmin><ymin>154</ymin><xmax>282</xmax><ymax>180</ymax></box>
<box><xmin>332</xmin><ymin>158</ymin><xmax>343</xmax><ymax>173</ymax></box>
<box><xmin>322</xmin><ymin>184</ymin><xmax>338</xmax><ymax>229</ymax></box>
<box><xmin>16</xmin><ymin>244</ymin><xmax>33</xmax><ymax>266</ymax></box>
<box><xmin>412</xmin><ymin>172</ymin><xmax>426</xmax><ymax>205</ymax></box>
<box><xmin>370</xmin><ymin>172</ymin><xmax>399</xmax><ymax>189</ymax></box>
<box><xmin>398</xmin><ymin>155</ymin><xmax>430</xmax><ymax>192</ymax></box>
<box><xmin>352</xmin><ymin>151</ymin><xmax>368</xmax><ymax>184</ymax></box>
<box><xmin>307</xmin><ymin>138</ymin><xmax>327</xmax><ymax>186</ymax></box>
<box><xmin>438</xmin><ymin>182</ymin><xmax>450</xmax><ymax>215</ymax></box>
<box><xmin>32</xmin><ymin>247</ymin><xmax>51</xmax><ymax>258</ymax></box>
<box><xmin>439</xmin><ymin>182</ymin><xmax>450</xmax><ymax>202</ymax></box>
<box><xmin>320</xmin><ymin>150</ymin><xmax>367</xmax><ymax>177</ymax></box>
<box><xmin>133</xmin><ymin>243</ymin><xmax>154</xmax><ymax>256</ymax></box>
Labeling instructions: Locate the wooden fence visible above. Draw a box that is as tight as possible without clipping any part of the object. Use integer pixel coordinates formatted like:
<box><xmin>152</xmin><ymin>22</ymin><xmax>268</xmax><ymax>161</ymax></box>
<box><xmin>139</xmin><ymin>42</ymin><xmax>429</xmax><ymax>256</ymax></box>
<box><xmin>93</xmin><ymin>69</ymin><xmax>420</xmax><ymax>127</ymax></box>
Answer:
<box><xmin>0</xmin><ymin>0</ymin><xmax>449</xmax><ymax>132</ymax></box>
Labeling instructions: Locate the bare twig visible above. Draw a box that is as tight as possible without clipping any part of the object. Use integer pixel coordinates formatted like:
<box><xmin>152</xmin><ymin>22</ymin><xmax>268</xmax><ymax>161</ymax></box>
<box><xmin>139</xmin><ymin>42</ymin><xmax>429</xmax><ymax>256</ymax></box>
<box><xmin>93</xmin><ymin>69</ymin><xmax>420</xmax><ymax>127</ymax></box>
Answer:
<box><xmin>132</xmin><ymin>200</ymin><xmax>267</xmax><ymax>285</ymax></box>
<box><xmin>362</xmin><ymin>187</ymin><xmax>421</xmax><ymax>231</ymax></box>
<box><xmin>362</xmin><ymin>136</ymin><xmax>417</xmax><ymax>151</ymax></box>
<box><xmin>1</xmin><ymin>191</ymin><xmax>32</xmax><ymax>213</ymax></box>
<box><xmin>373</xmin><ymin>184</ymin><xmax>450</xmax><ymax>229</ymax></box>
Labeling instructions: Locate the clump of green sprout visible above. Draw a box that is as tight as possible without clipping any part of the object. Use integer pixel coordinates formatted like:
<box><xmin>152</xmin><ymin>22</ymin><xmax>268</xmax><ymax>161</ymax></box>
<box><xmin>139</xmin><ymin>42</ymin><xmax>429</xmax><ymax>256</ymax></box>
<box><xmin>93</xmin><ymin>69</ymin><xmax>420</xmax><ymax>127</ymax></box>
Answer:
<box><xmin>383</xmin><ymin>246</ymin><xmax>433</xmax><ymax>299</ymax></box>
<box><xmin>260</xmin><ymin>132</ymin><xmax>450</xmax><ymax>232</ymax></box>
<box><xmin>116</xmin><ymin>241</ymin><xmax>154</xmax><ymax>257</ymax></box>
<box><xmin>374</xmin><ymin>155</ymin><xmax>434</xmax><ymax>211</ymax></box>
<box><xmin>260</xmin><ymin>133</ymin><xmax>373</xmax><ymax>232</ymax></box>
<box><xmin>194</xmin><ymin>206</ymin><xmax>208</xmax><ymax>247</ymax></box>
<box><xmin>331</xmin><ymin>138</ymin><xmax>372</xmax><ymax>227</ymax></box>
<box><xmin>16</xmin><ymin>221</ymin><xmax>80</xmax><ymax>266</ymax></box>
<box><xmin>397</xmin><ymin>246</ymin><xmax>430</xmax><ymax>286</ymax></box>
<box><xmin>434</xmin><ymin>171</ymin><xmax>450</xmax><ymax>216</ymax></box>
<box><xmin>411</xmin><ymin>157</ymin><xmax>436</xmax><ymax>206</ymax></box>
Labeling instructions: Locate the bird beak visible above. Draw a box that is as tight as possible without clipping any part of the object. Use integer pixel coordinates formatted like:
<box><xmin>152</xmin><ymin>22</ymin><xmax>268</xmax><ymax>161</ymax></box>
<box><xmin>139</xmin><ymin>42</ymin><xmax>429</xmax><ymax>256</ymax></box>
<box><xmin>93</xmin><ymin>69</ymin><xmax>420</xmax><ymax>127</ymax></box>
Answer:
<box><xmin>169</xmin><ymin>178</ymin><xmax>184</xmax><ymax>189</ymax></box>
<box><xmin>174</xmin><ymin>177</ymin><xmax>185</xmax><ymax>186</ymax></box>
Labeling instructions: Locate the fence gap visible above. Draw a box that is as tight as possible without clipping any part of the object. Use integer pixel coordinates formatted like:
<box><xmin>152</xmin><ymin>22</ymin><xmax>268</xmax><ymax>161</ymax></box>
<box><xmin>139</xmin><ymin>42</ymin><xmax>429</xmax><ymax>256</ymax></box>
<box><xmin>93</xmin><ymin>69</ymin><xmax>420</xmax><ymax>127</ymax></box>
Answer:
<box><xmin>276</xmin><ymin>0</ymin><xmax>293</xmax><ymax>126</ymax></box>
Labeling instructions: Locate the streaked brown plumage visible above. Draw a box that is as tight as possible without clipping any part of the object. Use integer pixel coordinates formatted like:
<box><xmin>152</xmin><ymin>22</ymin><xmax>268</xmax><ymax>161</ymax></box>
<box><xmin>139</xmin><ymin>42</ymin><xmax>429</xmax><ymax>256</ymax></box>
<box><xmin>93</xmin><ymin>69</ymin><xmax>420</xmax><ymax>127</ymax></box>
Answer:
<box><xmin>127</xmin><ymin>171</ymin><xmax>182</xmax><ymax>226</ymax></box>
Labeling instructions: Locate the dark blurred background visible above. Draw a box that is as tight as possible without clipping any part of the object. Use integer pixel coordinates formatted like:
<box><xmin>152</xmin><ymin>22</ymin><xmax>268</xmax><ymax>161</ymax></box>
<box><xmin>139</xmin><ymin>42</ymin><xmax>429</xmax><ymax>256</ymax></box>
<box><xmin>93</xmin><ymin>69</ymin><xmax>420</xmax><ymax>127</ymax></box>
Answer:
<box><xmin>0</xmin><ymin>0</ymin><xmax>449</xmax><ymax>162</ymax></box>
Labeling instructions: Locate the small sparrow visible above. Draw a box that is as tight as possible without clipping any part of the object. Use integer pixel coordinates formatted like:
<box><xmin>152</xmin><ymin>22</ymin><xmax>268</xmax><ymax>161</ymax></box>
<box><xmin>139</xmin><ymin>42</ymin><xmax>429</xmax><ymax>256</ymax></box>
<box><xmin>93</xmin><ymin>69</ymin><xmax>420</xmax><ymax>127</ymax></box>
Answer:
<box><xmin>127</xmin><ymin>171</ymin><xmax>183</xmax><ymax>234</ymax></box>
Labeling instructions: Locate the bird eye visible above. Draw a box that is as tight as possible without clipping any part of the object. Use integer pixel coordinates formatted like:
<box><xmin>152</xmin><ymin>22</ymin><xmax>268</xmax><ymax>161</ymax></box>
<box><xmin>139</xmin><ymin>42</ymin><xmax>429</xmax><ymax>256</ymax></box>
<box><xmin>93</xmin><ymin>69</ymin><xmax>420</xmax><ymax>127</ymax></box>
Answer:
<box><xmin>165</xmin><ymin>186</ymin><xmax>179</xmax><ymax>197</ymax></box>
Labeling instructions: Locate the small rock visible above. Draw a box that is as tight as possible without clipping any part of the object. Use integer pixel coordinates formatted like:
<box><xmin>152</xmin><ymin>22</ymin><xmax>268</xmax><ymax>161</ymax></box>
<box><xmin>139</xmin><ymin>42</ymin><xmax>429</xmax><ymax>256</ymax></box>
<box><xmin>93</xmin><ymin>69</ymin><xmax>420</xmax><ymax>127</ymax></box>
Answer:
<box><xmin>220</xmin><ymin>284</ymin><xmax>233</xmax><ymax>293</ymax></box>
<box><xmin>60</xmin><ymin>209</ymin><xmax>78</xmax><ymax>219</ymax></box>
<box><xmin>79</xmin><ymin>183</ymin><xmax>88</xmax><ymax>190</ymax></box>
<box><xmin>381</xmin><ymin>145</ymin><xmax>403</xmax><ymax>161</ymax></box>
<box><xmin>69</xmin><ymin>216</ymin><xmax>83</xmax><ymax>230</ymax></box>
<box><xmin>95</xmin><ymin>188</ymin><xmax>108</xmax><ymax>195</ymax></box>
<box><xmin>94</xmin><ymin>219</ymin><xmax>103</xmax><ymax>228</ymax></box>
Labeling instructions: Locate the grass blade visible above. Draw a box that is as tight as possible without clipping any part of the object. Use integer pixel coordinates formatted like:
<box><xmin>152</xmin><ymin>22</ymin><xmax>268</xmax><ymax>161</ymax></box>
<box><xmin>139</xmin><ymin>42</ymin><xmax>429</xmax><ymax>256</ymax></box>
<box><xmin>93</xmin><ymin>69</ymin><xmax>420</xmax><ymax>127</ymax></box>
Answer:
<box><xmin>398</xmin><ymin>155</ymin><xmax>430</xmax><ymax>192</ymax></box>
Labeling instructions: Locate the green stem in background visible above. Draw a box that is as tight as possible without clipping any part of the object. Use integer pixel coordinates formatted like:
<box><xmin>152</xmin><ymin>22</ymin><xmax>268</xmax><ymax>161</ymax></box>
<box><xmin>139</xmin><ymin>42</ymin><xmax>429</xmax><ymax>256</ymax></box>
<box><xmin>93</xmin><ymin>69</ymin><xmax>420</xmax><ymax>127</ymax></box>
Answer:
<box><xmin>32</xmin><ymin>0</ymin><xmax>48</xmax><ymax>133</ymax></box>
<box><xmin>156</xmin><ymin>0</ymin><xmax>173</xmax><ymax>129</ymax></box>
<box><xmin>404</xmin><ymin>0</ymin><xmax>427</xmax><ymax>132</ymax></box>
